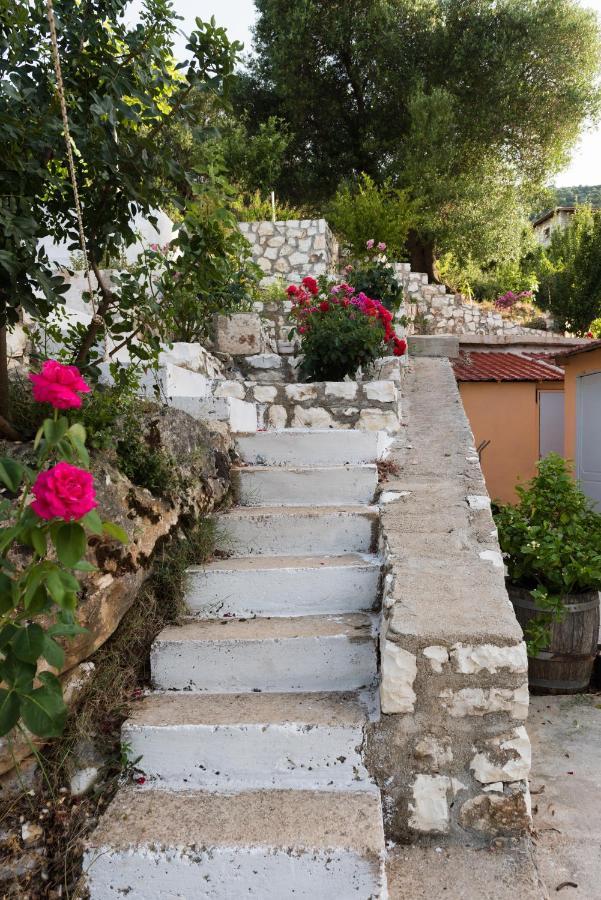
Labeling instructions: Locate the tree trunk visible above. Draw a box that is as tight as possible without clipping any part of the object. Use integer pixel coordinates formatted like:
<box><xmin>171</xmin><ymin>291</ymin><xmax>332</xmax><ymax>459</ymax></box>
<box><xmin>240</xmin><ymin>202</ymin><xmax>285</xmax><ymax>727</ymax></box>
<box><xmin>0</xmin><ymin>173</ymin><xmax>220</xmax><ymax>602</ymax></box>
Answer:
<box><xmin>407</xmin><ymin>230</ymin><xmax>436</xmax><ymax>282</ymax></box>
<box><xmin>0</xmin><ymin>323</ymin><xmax>9</xmax><ymax>420</ymax></box>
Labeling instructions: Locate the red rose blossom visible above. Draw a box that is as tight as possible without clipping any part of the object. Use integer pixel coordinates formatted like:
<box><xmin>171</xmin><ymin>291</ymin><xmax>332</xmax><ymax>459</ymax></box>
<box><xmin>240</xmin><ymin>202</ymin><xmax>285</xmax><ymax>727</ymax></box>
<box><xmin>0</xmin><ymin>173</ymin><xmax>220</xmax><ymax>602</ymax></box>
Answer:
<box><xmin>302</xmin><ymin>276</ymin><xmax>319</xmax><ymax>295</ymax></box>
<box><xmin>319</xmin><ymin>301</ymin><xmax>330</xmax><ymax>312</ymax></box>
<box><xmin>29</xmin><ymin>360</ymin><xmax>90</xmax><ymax>410</ymax></box>
<box><xmin>31</xmin><ymin>462</ymin><xmax>97</xmax><ymax>522</ymax></box>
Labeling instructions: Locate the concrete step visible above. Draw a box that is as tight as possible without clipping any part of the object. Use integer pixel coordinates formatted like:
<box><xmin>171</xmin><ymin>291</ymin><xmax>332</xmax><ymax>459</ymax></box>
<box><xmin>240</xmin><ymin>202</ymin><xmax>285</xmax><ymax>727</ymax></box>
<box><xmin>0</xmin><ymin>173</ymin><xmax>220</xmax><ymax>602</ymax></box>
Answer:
<box><xmin>85</xmin><ymin>787</ymin><xmax>387</xmax><ymax>899</ymax></box>
<box><xmin>232</xmin><ymin>464</ymin><xmax>378</xmax><ymax>506</ymax></box>
<box><xmin>122</xmin><ymin>691</ymin><xmax>375</xmax><ymax>791</ymax></box>
<box><xmin>186</xmin><ymin>553</ymin><xmax>382</xmax><ymax>618</ymax></box>
<box><xmin>151</xmin><ymin>614</ymin><xmax>378</xmax><ymax>693</ymax></box>
<box><xmin>170</xmin><ymin>396</ymin><xmax>257</xmax><ymax>432</ymax></box>
<box><xmin>237</xmin><ymin>428</ymin><xmax>387</xmax><ymax>467</ymax></box>
<box><xmin>218</xmin><ymin>505</ymin><xmax>379</xmax><ymax>556</ymax></box>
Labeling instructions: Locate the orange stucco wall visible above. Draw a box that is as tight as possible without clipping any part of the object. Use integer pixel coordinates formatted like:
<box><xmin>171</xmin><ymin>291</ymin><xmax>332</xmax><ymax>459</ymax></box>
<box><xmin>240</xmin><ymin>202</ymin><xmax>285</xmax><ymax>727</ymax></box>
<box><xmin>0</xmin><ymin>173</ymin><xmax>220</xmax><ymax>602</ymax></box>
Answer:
<box><xmin>562</xmin><ymin>347</ymin><xmax>601</xmax><ymax>464</ymax></box>
<box><xmin>458</xmin><ymin>381</ymin><xmax>563</xmax><ymax>504</ymax></box>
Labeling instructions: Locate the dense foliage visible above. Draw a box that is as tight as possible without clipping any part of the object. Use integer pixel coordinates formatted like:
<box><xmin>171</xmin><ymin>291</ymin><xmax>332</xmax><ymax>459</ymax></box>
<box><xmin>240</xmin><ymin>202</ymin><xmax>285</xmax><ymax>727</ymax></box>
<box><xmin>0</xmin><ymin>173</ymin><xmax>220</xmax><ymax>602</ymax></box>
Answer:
<box><xmin>495</xmin><ymin>454</ymin><xmax>601</xmax><ymax>654</ymax></box>
<box><xmin>0</xmin><ymin>1</ymin><xmax>252</xmax><ymax>420</ymax></box>
<box><xmin>534</xmin><ymin>206</ymin><xmax>601</xmax><ymax>333</ymax></box>
<box><xmin>236</xmin><ymin>0</ymin><xmax>601</xmax><ymax>274</ymax></box>
<box><xmin>327</xmin><ymin>175</ymin><xmax>416</xmax><ymax>261</ymax></box>
<box><xmin>287</xmin><ymin>276</ymin><xmax>406</xmax><ymax>381</ymax></box>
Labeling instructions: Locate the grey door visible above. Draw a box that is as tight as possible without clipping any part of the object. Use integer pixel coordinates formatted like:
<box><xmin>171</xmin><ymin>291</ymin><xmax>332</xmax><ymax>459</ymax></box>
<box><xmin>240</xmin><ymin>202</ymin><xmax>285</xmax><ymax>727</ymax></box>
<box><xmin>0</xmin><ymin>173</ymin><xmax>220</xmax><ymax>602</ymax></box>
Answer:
<box><xmin>577</xmin><ymin>372</ymin><xmax>601</xmax><ymax>511</ymax></box>
<box><xmin>539</xmin><ymin>390</ymin><xmax>565</xmax><ymax>458</ymax></box>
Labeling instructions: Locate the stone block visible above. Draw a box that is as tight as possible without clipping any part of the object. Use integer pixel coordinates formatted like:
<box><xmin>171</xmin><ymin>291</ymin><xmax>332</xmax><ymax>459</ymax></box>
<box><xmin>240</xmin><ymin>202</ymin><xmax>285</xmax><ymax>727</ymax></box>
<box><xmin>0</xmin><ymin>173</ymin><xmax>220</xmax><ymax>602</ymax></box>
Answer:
<box><xmin>245</xmin><ymin>353</ymin><xmax>282</xmax><ymax>370</ymax></box>
<box><xmin>291</xmin><ymin>407</ymin><xmax>336</xmax><ymax>429</ymax></box>
<box><xmin>458</xmin><ymin>783</ymin><xmax>531</xmax><ymax>835</ymax></box>
<box><xmin>285</xmin><ymin>383</ymin><xmax>319</xmax><ymax>402</ymax></box>
<box><xmin>364</xmin><ymin>381</ymin><xmax>398</xmax><ymax>403</ymax></box>
<box><xmin>408</xmin><ymin>335</ymin><xmax>460</xmax><ymax>358</ymax></box>
<box><xmin>253</xmin><ymin>385</ymin><xmax>278</xmax><ymax>403</ymax></box>
<box><xmin>423</xmin><ymin>645</ymin><xmax>449</xmax><ymax>673</ymax></box>
<box><xmin>449</xmin><ymin>642</ymin><xmax>528</xmax><ymax>675</ymax></box>
<box><xmin>380</xmin><ymin>640</ymin><xmax>417</xmax><ymax>714</ymax></box>
<box><xmin>438</xmin><ymin>685</ymin><xmax>529</xmax><ymax>719</ymax></box>
<box><xmin>267</xmin><ymin>405</ymin><xmax>288</xmax><ymax>429</ymax></box>
<box><xmin>413</xmin><ymin>737</ymin><xmax>453</xmax><ymax>773</ymax></box>
<box><xmin>470</xmin><ymin>727</ymin><xmax>531</xmax><ymax>784</ymax></box>
<box><xmin>408</xmin><ymin>775</ymin><xmax>452</xmax><ymax>833</ymax></box>
<box><xmin>325</xmin><ymin>381</ymin><xmax>358</xmax><ymax>400</ymax></box>
<box><xmin>215</xmin><ymin>314</ymin><xmax>265</xmax><ymax>356</ymax></box>
<box><xmin>213</xmin><ymin>380</ymin><xmax>246</xmax><ymax>401</ymax></box>
<box><xmin>358</xmin><ymin>409</ymin><xmax>400</xmax><ymax>432</ymax></box>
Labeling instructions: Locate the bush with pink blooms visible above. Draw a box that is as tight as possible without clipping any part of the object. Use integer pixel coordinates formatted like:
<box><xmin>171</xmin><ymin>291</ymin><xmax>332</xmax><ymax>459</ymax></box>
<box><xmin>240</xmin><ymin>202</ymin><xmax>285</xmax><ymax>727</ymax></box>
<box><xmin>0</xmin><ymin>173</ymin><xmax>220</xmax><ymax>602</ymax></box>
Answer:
<box><xmin>0</xmin><ymin>361</ymin><xmax>127</xmax><ymax>739</ymax></box>
<box><xmin>350</xmin><ymin>240</ymin><xmax>404</xmax><ymax>313</ymax></box>
<box><xmin>287</xmin><ymin>275</ymin><xmax>407</xmax><ymax>381</ymax></box>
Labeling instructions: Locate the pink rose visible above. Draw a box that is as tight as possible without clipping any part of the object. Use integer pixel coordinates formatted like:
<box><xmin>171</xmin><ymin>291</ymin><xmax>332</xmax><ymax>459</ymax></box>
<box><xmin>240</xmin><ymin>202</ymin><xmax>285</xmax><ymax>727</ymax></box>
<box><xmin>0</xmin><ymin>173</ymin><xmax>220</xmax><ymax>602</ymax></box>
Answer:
<box><xmin>366</xmin><ymin>239</ymin><xmax>375</xmax><ymax>250</ymax></box>
<box><xmin>378</xmin><ymin>242</ymin><xmax>387</xmax><ymax>251</ymax></box>
<box><xmin>29</xmin><ymin>360</ymin><xmax>90</xmax><ymax>410</ymax></box>
<box><xmin>31</xmin><ymin>462</ymin><xmax>97</xmax><ymax>522</ymax></box>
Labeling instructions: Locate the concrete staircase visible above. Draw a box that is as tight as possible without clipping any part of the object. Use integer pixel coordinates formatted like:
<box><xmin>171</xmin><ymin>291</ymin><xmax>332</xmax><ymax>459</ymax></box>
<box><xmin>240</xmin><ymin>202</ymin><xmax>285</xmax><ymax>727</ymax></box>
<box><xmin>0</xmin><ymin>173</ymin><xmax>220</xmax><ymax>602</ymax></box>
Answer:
<box><xmin>85</xmin><ymin>428</ymin><xmax>388</xmax><ymax>898</ymax></box>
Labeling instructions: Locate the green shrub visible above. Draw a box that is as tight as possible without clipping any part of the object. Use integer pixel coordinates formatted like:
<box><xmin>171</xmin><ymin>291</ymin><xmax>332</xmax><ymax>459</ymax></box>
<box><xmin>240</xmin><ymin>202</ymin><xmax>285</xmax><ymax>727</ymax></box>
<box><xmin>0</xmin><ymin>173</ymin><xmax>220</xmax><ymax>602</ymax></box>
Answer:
<box><xmin>495</xmin><ymin>454</ymin><xmax>601</xmax><ymax>654</ymax></box>
<box><xmin>297</xmin><ymin>304</ymin><xmax>388</xmax><ymax>381</ymax></box>
<box><xmin>231</xmin><ymin>189</ymin><xmax>305</xmax><ymax>222</ymax></box>
<box><xmin>327</xmin><ymin>174</ymin><xmax>417</xmax><ymax>260</ymax></box>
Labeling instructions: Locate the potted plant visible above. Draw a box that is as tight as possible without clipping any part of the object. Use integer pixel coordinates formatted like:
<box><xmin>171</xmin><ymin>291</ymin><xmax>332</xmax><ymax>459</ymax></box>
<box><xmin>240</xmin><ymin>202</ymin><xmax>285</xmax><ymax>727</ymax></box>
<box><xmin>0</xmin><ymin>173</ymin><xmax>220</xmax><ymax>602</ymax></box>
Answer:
<box><xmin>286</xmin><ymin>276</ymin><xmax>407</xmax><ymax>382</ymax></box>
<box><xmin>495</xmin><ymin>454</ymin><xmax>601</xmax><ymax>693</ymax></box>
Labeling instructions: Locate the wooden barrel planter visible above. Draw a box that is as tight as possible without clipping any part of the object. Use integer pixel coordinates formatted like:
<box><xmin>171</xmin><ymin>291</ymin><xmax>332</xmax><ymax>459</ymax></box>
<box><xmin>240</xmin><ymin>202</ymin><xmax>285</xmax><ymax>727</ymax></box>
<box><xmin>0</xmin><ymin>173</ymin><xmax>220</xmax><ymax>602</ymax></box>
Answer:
<box><xmin>508</xmin><ymin>585</ymin><xmax>600</xmax><ymax>694</ymax></box>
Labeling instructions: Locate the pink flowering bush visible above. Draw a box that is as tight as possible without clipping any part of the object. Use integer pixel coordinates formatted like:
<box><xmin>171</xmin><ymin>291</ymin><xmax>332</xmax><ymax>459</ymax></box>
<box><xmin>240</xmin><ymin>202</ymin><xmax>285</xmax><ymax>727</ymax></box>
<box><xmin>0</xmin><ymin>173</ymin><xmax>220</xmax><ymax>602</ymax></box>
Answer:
<box><xmin>287</xmin><ymin>276</ymin><xmax>407</xmax><ymax>381</ymax></box>
<box><xmin>495</xmin><ymin>290</ymin><xmax>533</xmax><ymax>311</ymax></box>
<box><xmin>0</xmin><ymin>361</ymin><xmax>127</xmax><ymax>739</ymax></box>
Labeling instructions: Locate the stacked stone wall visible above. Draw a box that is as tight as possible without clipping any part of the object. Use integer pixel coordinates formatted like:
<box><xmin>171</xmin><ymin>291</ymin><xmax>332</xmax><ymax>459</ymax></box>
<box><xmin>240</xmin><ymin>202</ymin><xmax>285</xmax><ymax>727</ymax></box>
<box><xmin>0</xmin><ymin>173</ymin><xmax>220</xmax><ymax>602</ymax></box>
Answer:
<box><xmin>394</xmin><ymin>264</ymin><xmax>554</xmax><ymax>337</ymax></box>
<box><xmin>239</xmin><ymin>219</ymin><xmax>339</xmax><ymax>284</ymax></box>
<box><xmin>368</xmin><ymin>354</ymin><xmax>531</xmax><ymax>842</ymax></box>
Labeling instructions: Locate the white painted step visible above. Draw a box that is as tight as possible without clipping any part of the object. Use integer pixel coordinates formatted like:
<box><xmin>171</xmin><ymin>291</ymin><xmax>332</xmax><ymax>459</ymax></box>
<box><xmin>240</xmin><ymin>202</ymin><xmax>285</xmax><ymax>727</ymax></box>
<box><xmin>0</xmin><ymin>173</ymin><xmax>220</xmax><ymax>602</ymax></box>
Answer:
<box><xmin>218</xmin><ymin>505</ymin><xmax>379</xmax><ymax>556</ymax></box>
<box><xmin>186</xmin><ymin>553</ymin><xmax>381</xmax><ymax>618</ymax></box>
<box><xmin>151</xmin><ymin>614</ymin><xmax>378</xmax><ymax>693</ymax></box>
<box><xmin>170</xmin><ymin>396</ymin><xmax>257</xmax><ymax>432</ymax></box>
<box><xmin>122</xmin><ymin>691</ymin><xmax>375</xmax><ymax>791</ymax></box>
<box><xmin>233</xmin><ymin>464</ymin><xmax>378</xmax><ymax>506</ymax></box>
<box><xmin>85</xmin><ymin>788</ymin><xmax>387</xmax><ymax>899</ymax></box>
<box><xmin>237</xmin><ymin>428</ymin><xmax>389</xmax><ymax>467</ymax></box>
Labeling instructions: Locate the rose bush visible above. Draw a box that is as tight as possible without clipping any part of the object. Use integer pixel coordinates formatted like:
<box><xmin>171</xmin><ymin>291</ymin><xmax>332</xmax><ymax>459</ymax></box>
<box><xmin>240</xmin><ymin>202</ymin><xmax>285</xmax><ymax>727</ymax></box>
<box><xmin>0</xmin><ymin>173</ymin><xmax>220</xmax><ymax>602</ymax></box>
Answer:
<box><xmin>0</xmin><ymin>361</ymin><xmax>127</xmax><ymax>739</ymax></box>
<box><xmin>347</xmin><ymin>240</ymin><xmax>404</xmax><ymax>313</ymax></box>
<box><xmin>287</xmin><ymin>275</ymin><xmax>407</xmax><ymax>381</ymax></box>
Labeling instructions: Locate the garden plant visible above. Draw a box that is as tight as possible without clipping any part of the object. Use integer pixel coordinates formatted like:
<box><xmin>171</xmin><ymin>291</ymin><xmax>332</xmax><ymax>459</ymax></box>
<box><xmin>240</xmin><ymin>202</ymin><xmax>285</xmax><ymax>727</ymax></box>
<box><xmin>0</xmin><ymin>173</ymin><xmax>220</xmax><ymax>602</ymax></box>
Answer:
<box><xmin>495</xmin><ymin>454</ymin><xmax>601</xmax><ymax>656</ymax></box>
<box><xmin>287</xmin><ymin>275</ymin><xmax>407</xmax><ymax>382</ymax></box>
<box><xmin>0</xmin><ymin>361</ymin><xmax>127</xmax><ymax>740</ymax></box>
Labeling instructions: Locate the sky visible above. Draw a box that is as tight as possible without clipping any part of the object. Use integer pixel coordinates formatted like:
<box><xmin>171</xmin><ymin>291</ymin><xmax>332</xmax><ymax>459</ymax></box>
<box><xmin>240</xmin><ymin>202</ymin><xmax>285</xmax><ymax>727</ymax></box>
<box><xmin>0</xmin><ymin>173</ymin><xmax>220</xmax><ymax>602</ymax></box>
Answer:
<box><xmin>165</xmin><ymin>0</ymin><xmax>600</xmax><ymax>187</ymax></box>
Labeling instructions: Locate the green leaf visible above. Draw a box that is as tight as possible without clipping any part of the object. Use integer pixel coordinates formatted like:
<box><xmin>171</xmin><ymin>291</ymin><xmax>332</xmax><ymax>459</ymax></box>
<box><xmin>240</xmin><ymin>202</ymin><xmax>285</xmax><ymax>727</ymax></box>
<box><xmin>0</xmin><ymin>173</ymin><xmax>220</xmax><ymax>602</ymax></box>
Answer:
<box><xmin>0</xmin><ymin>689</ymin><xmax>20</xmax><ymax>737</ymax></box>
<box><xmin>81</xmin><ymin>509</ymin><xmax>103</xmax><ymax>535</ymax></box>
<box><xmin>20</xmin><ymin>673</ymin><xmax>67</xmax><ymax>738</ymax></box>
<box><xmin>68</xmin><ymin>423</ymin><xmax>87</xmax><ymax>444</ymax></box>
<box><xmin>103</xmin><ymin>522</ymin><xmax>129</xmax><ymax>544</ymax></box>
<box><xmin>30</xmin><ymin>527</ymin><xmax>47</xmax><ymax>557</ymax></box>
<box><xmin>69</xmin><ymin>434</ymin><xmax>90</xmax><ymax>467</ymax></box>
<box><xmin>0</xmin><ymin>573</ymin><xmax>15</xmax><ymax>614</ymax></box>
<box><xmin>0</xmin><ymin>458</ymin><xmax>24</xmax><ymax>493</ymax></box>
<box><xmin>54</xmin><ymin>523</ymin><xmax>87</xmax><ymax>568</ymax></box>
<box><xmin>42</xmin><ymin>634</ymin><xmax>65</xmax><ymax>670</ymax></box>
<box><xmin>46</xmin><ymin>570</ymin><xmax>66</xmax><ymax>605</ymax></box>
<box><xmin>47</xmin><ymin>621</ymin><xmax>87</xmax><ymax>638</ymax></box>
<box><xmin>43</xmin><ymin>417</ymin><xmax>68</xmax><ymax>446</ymax></box>
<box><xmin>12</xmin><ymin>623</ymin><xmax>45</xmax><ymax>664</ymax></box>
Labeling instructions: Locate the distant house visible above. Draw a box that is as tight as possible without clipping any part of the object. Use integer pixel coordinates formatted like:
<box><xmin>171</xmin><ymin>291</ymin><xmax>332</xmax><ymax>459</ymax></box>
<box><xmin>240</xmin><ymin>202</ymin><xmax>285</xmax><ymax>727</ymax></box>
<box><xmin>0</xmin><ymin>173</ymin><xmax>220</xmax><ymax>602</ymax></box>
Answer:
<box><xmin>532</xmin><ymin>207</ymin><xmax>576</xmax><ymax>246</ymax></box>
<box><xmin>554</xmin><ymin>340</ymin><xmax>601</xmax><ymax>511</ymax></box>
<box><xmin>453</xmin><ymin>348</ymin><xmax>566</xmax><ymax>503</ymax></box>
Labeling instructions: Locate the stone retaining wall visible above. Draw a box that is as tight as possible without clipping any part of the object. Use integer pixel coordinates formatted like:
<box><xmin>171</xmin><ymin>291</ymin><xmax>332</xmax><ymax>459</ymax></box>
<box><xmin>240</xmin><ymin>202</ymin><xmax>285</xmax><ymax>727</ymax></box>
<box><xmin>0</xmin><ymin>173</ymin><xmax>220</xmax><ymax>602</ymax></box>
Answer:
<box><xmin>215</xmin><ymin>378</ymin><xmax>403</xmax><ymax>432</ymax></box>
<box><xmin>239</xmin><ymin>219</ymin><xmax>339</xmax><ymax>284</ymax></box>
<box><xmin>395</xmin><ymin>264</ymin><xmax>554</xmax><ymax>337</ymax></box>
<box><xmin>367</xmin><ymin>352</ymin><xmax>531</xmax><ymax>842</ymax></box>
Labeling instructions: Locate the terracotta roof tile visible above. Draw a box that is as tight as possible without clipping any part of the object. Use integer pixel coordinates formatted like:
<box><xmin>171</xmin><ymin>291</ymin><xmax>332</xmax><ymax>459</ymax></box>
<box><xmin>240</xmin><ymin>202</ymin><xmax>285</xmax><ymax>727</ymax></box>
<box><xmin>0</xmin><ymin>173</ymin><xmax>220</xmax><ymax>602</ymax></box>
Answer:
<box><xmin>452</xmin><ymin>351</ymin><xmax>564</xmax><ymax>383</ymax></box>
